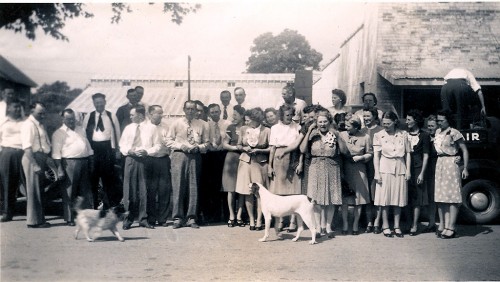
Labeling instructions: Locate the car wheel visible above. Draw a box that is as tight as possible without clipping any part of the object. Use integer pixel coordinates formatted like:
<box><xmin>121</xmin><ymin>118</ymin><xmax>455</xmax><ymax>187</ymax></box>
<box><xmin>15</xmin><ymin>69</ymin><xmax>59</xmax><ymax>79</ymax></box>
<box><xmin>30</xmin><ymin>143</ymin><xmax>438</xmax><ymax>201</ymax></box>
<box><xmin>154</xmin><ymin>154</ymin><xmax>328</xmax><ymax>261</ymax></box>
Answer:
<box><xmin>461</xmin><ymin>179</ymin><xmax>500</xmax><ymax>224</ymax></box>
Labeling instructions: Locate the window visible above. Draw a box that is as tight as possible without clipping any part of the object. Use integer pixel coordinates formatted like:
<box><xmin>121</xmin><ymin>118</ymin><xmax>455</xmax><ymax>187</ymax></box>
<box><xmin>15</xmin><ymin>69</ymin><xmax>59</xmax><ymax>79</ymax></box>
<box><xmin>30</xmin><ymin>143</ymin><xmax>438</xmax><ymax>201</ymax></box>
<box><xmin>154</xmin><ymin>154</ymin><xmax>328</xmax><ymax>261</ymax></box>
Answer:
<box><xmin>175</xmin><ymin>81</ymin><xmax>184</xmax><ymax>87</ymax></box>
<box><xmin>227</xmin><ymin>82</ymin><xmax>235</xmax><ymax>87</ymax></box>
<box><xmin>122</xmin><ymin>80</ymin><xmax>131</xmax><ymax>86</ymax></box>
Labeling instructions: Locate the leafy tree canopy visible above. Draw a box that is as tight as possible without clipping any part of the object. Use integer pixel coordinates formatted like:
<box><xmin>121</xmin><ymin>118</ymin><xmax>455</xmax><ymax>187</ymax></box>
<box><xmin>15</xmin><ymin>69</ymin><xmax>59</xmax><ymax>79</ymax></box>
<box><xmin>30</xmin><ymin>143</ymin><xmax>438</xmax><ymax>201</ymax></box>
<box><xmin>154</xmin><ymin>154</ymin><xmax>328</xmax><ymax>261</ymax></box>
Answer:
<box><xmin>246</xmin><ymin>29</ymin><xmax>323</xmax><ymax>73</ymax></box>
<box><xmin>0</xmin><ymin>3</ymin><xmax>200</xmax><ymax>41</ymax></box>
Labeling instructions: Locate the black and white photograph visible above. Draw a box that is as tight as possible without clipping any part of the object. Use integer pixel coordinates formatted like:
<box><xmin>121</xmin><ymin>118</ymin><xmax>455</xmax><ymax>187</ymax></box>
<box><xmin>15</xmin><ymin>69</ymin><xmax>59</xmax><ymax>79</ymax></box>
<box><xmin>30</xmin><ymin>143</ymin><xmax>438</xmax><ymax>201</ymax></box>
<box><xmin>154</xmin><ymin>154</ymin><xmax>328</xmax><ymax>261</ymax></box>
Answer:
<box><xmin>1</xmin><ymin>1</ymin><xmax>500</xmax><ymax>281</ymax></box>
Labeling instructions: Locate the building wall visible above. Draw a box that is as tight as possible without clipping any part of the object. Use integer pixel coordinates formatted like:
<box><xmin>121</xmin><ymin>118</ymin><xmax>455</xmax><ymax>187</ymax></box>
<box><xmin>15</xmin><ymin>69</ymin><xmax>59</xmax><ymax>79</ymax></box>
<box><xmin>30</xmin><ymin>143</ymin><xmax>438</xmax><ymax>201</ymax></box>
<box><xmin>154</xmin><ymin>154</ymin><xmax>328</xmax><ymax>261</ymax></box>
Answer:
<box><xmin>377</xmin><ymin>2</ymin><xmax>500</xmax><ymax>74</ymax></box>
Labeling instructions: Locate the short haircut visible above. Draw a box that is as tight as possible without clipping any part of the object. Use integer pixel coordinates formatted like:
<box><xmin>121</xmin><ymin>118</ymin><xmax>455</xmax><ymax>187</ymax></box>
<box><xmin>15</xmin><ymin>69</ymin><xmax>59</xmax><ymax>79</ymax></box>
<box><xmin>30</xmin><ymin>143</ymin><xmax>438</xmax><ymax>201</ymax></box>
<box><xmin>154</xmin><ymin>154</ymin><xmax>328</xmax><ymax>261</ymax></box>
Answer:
<box><xmin>127</xmin><ymin>88</ymin><xmax>136</xmax><ymax>95</ymax></box>
<box><xmin>234</xmin><ymin>87</ymin><xmax>245</xmax><ymax>93</ymax></box>
<box><xmin>427</xmin><ymin>114</ymin><xmax>437</xmax><ymax>122</ymax></box>
<box><xmin>346</xmin><ymin>114</ymin><xmax>362</xmax><ymax>130</ymax></box>
<box><xmin>184</xmin><ymin>100</ymin><xmax>196</xmax><ymax>109</ymax></box>
<box><xmin>132</xmin><ymin>105</ymin><xmax>146</xmax><ymax>116</ymax></box>
<box><xmin>61</xmin><ymin>108</ymin><xmax>75</xmax><ymax>117</ymax></box>
<box><xmin>92</xmin><ymin>93</ymin><xmax>106</xmax><ymax>100</ymax></box>
<box><xmin>363</xmin><ymin>106</ymin><xmax>380</xmax><ymax>122</ymax></box>
<box><xmin>207</xmin><ymin>103</ymin><xmax>220</xmax><ymax>111</ymax></box>
<box><xmin>362</xmin><ymin>92</ymin><xmax>378</xmax><ymax>105</ymax></box>
<box><xmin>135</xmin><ymin>86</ymin><xmax>144</xmax><ymax>91</ymax></box>
<box><xmin>148</xmin><ymin>105</ymin><xmax>162</xmax><ymax>114</ymax></box>
<box><xmin>193</xmin><ymin>100</ymin><xmax>205</xmax><ymax>108</ymax></box>
<box><xmin>382</xmin><ymin>111</ymin><xmax>399</xmax><ymax>126</ymax></box>
<box><xmin>332</xmin><ymin>89</ymin><xmax>347</xmax><ymax>106</ymax></box>
<box><xmin>303</xmin><ymin>104</ymin><xmax>316</xmax><ymax>114</ymax></box>
<box><xmin>317</xmin><ymin>111</ymin><xmax>333</xmax><ymax>124</ymax></box>
<box><xmin>264</xmin><ymin>107</ymin><xmax>278</xmax><ymax>115</ymax></box>
<box><xmin>406</xmin><ymin>109</ymin><xmax>424</xmax><ymax>128</ymax></box>
<box><xmin>282</xmin><ymin>85</ymin><xmax>296</xmax><ymax>97</ymax></box>
<box><xmin>220</xmin><ymin>90</ymin><xmax>231</xmax><ymax>97</ymax></box>
<box><xmin>278</xmin><ymin>104</ymin><xmax>296</xmax><ymax>121</ymax></box>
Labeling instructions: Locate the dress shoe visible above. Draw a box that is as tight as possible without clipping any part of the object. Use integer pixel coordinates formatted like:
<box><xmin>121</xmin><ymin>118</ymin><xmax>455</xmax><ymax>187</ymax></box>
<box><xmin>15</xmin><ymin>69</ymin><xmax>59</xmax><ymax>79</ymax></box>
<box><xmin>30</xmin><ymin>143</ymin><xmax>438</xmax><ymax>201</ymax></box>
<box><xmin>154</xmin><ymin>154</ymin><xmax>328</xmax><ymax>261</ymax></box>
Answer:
<box><xmin>27</xmin><ymin>222</ymin><xmax>51</xmax><ymax>228</ymax></box>
<box><xmin>172</xmin><ymin>222</ymin><xmax>183</xmax><ymax>229</ymax></box>
<box><xmin>122</xmin><ymin>223</ymin><xmax>132</xmax><ymax>230</ymax></box>
<box><xmin>186</xmin><ymin>219</ymin><xmax>199</xmax><ymax>229</ymax></box>
<box><xmin>159</xmin><ymin>222</ymin><xmax>169</xmax><ymax>227</ymax></box>
<box><xmin>441</xmin><ymin>228</ymin><xmax>457</xmax><ymax>239</ymax></box>
<box><xmin>394</xmin><ymin>228</ymin><xmax>404</xmax><ymax>238</ymax></box>
<box><xmin>373</xmin><ymin>226</ymin><xmax>382</xmax><ymax>234</ymax></box>
<box><xmin>67</xmin><ymin>221</ymin><xmax>76</xmax><ymax>226</ymax></box>
<box><xmin>327</xmin><ymin>231</ymin><xmax>335</xmax><ymax>238</ymax></box>
<box><xmin>139</xmin><ymin>222</ymin><xmax>155</xmax><ymax>229</ymax></box>
<box><xmin>249</xmin><ymin>226</ymin><xmax>256</xmax><ymax>231</ymax></box>
<box><xmin>341</xmin><ymin>230</ymin><xmax>348</xmax><ymax>235</ymax></box>
<box><xmin>255</xmin><ymin>226</ymin><xmax>264</xmax><ymax>231</ymax></box>
<box><xmin>365</xmin><ymin>226</ymin><xmax>374</xmax><ymax>233</ymax></box>
<box><xmin>352</xmin><ymin>230</ymin><xmax>359</xmax><ymax>236</ymax></box>
<box><xmin>382</xmin><ymin>228</ymin><xmax>393</xmax><ymax>238</ymax></box>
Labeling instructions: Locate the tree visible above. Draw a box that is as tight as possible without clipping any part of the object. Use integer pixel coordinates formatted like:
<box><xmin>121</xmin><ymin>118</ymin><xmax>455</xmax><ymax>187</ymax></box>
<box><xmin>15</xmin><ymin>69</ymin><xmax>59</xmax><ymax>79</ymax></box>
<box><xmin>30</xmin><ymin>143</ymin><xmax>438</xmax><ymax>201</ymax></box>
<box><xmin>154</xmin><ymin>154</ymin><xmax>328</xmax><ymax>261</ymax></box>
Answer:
<box><xmin>246</xmin><ymin>29</ymin><xmax>323</xmax><ymax>73</ymax></box>
<box><xmin>0</xmin><ymin>3</ymin><xmax>200</xmax><ymax>41</ymax></box>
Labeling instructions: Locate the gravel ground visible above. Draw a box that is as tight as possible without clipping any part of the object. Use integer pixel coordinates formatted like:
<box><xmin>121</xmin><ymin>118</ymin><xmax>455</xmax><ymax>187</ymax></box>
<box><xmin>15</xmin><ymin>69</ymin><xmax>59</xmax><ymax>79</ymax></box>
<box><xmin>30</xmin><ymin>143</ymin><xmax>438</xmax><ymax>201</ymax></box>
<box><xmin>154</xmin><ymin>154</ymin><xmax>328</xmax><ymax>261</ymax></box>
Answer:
<box><xmin>1</xmin><ymin>214</ymin><xmax>500</xmax><ymax>281</ymax></box>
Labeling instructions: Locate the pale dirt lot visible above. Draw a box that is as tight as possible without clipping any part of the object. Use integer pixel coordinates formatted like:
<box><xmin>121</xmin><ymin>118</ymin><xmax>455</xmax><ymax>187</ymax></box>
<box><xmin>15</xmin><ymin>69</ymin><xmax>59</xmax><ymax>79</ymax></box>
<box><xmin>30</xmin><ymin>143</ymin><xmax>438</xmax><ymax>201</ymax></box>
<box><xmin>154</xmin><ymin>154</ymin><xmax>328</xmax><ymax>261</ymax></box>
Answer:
<box><xmin>1</xmin><ymin>214</ymin><xmax>499</xmax><ymax>282</ymax></box>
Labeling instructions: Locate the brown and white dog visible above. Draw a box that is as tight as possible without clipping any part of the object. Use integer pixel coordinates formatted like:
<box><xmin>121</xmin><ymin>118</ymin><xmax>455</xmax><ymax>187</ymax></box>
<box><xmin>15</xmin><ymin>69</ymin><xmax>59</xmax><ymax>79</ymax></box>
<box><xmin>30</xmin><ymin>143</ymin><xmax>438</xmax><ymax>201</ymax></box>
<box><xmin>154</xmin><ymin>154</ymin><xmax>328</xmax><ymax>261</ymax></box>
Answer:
<box><xmin>73</xmin><ymin>197</ymin><xmax>128</xmax><ymax>242</ymax></box>
<box><xmin>249</xmin><ymin>182</ymin><xmax>317</xmax><ymax>244</ymax></box>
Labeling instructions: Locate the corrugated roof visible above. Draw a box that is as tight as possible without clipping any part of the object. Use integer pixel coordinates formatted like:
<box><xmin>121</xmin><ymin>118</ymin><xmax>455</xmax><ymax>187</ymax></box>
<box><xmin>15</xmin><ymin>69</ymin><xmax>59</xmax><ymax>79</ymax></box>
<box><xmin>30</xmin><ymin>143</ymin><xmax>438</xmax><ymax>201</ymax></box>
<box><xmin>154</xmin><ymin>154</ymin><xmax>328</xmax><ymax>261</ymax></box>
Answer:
<box><xmin>67</xmin><ymin>84</ymin><xmax>286</xmax><ymax>115</ymax></box>
<box><xmin>377</xmin><ymin>65</ymin><xmax>500</xmax><ymax>86</ymax></box>
<box><xmin>0</xmin><ymin>55</ymin><xmax>38</xmax><ymax>87</ymax></box>
<box><xmin>90</xmin><ymin>73</ymin><xmax>296</xmax><ymax>82</ymax></box>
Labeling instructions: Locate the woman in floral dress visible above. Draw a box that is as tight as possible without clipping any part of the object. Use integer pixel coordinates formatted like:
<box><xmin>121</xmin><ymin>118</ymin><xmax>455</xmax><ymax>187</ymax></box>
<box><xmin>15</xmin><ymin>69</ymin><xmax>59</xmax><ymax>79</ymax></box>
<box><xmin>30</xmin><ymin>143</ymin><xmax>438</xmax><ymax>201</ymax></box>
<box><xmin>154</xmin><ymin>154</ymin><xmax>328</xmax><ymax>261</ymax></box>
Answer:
<box><xmin>434</xmin><ymin>110</ymin><xmax>469</xmax><ymax>239</ymax></box>
<box><xmin>300</xmin><ymin>111</ymin><xmax>346</xmax><ymax>238</ymax></box>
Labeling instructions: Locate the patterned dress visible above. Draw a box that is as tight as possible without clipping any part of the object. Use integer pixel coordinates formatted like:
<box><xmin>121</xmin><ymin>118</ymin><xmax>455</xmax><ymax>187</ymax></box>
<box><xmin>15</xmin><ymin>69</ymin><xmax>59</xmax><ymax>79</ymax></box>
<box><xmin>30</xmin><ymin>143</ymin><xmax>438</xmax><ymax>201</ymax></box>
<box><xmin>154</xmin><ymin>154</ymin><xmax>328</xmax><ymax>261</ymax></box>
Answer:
<box><xmin>306</xmin><ymin>130</ymin><xmax>342</xmax><ymax>205</ymax></box>
<box><xmin>434</xmin><ymin>127</ymin><xmax>464</xmax><ymax>203</ymax></box>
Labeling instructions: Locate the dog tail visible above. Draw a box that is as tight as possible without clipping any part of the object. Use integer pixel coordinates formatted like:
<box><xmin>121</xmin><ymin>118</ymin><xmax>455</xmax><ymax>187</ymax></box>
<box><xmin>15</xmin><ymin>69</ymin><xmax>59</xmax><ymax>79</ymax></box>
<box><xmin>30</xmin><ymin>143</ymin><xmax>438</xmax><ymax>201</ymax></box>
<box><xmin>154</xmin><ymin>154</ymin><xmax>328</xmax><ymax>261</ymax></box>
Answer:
<box><xmin>73</xmin><ymin>196</ymin><xmax>85</xmax><ymax>212</ymax></box>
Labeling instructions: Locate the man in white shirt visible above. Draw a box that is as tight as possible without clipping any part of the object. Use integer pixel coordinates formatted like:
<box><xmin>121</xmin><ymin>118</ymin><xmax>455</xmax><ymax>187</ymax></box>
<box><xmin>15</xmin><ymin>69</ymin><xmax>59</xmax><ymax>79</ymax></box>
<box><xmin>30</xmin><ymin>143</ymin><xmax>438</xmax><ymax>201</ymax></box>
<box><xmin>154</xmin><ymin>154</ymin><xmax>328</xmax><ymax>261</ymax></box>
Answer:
<box><xmin>120</xmin><ymin>105</ymin><xmax>158</xmax><ymax>229</ymax></box>
<box><xmin>0</xmin><ymin>88</ymin><xmax>25</xmax><ymax>127</ymax></box>
<box><xmin>21</xmin><ymin>102</ymin><xmax>52</xmax><ymax>228</ymax></box>
<box><xmin>52</xmin><ymin>108</ymin><xmax>94</xmax><ymax>226</ymax></box>
<box><xmin>145</xmin><ymin>105</ymin><xmax>172</xmax><ymax>227</ymax></box>
<box><xmin>82</xmin><ymin>93</ymin><xmax>121</xmax><ymax>209</ymax></box>
<box><xmin>275</xmin><ymin>85</ymin><xmax>307</xmax><ymax>123</ymax></box>
<box><xmin>0</xmin><ymin>99</ymin><xmax>25</xmax><ymax>222</ymax></box>
<box><xmin>441</xmin><ymin>68</ymin><xmax>487</xmax><ymax>129</ymax></box>
<box><xmin>219</xmin><ymin>90</ymin><xmax>234</xmax><ymax>121</ymax></box>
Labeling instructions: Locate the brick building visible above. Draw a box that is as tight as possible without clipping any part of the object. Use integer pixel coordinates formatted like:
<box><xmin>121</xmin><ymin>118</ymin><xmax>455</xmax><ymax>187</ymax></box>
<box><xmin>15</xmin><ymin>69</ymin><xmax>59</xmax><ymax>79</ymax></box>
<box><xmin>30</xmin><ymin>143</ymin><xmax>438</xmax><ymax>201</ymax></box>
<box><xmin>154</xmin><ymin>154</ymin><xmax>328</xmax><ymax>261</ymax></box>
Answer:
<box><xmin>313</xmin><ymin>2</ymin><xmax>500</xmax><ymax>119</ymax></box>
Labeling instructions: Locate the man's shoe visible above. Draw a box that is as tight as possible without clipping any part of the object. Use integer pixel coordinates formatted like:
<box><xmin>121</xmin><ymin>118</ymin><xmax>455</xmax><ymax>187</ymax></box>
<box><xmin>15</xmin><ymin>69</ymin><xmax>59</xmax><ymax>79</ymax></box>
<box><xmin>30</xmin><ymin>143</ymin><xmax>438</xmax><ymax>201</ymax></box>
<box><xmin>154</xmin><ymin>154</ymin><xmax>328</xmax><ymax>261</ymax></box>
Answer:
<box><xmin>67</xmin><ymin>221</ymin><xmax>76</xmax><ymax>226</ymax></box>
<box><xmin>186</xmin><ymin>219</ymin><xmax>199</xmax><ymax>229</ymax></box>
<box><xmin>28</xmin><ymin>222</ymin><xmax>51</xmax><ymax>228</ymax></box>
<box><xmin>1</xmin><ymin>215</ymin><xmax>12</xmax><ymax>222</ymax></box>
<box><xmin>139</xmin><ymin>222</ymin><xmax>155</xmax><ymax>229</ymax></box>
<box><xmin>159</xmin><ymin>222</ymin><xmax>169</xmax><ymax>227</ymax></box>
<box><xmin>172</xmin><ymin>221</ymin><xmax>182</xmax><ymax>229</ymax></box>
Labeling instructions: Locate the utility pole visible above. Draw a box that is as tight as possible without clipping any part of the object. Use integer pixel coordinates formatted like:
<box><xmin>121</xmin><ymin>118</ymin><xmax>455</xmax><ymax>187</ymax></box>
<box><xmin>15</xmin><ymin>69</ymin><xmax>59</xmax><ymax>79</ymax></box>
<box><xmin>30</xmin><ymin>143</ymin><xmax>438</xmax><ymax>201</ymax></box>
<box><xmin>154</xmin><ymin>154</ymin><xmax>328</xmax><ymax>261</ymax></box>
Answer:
<box><xmin>188</xmin><ymin>55</ymin><xmax>191</xmax><ymax>101</ymax></box>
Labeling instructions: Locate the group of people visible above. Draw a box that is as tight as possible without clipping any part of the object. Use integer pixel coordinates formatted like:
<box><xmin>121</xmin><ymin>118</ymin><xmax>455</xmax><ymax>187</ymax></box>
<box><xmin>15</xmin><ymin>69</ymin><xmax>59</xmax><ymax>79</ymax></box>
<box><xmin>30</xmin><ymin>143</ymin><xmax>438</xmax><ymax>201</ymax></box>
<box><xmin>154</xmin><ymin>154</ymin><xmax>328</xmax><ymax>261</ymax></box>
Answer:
<box><xmin>0</xmin><ymin>67</ymin><xmax>478</xmax><ymax>239</ymax></box>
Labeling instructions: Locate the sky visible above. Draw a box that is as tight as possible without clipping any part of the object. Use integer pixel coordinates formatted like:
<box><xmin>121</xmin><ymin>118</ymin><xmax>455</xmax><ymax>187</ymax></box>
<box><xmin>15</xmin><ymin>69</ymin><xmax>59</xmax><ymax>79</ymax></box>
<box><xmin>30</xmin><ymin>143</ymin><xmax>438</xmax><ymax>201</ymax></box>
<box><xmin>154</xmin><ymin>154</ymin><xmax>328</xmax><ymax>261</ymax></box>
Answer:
<box><xmin>0</xmin><ymin>1</ymin><xmax>366</xmax><ymax>89</ymax></box>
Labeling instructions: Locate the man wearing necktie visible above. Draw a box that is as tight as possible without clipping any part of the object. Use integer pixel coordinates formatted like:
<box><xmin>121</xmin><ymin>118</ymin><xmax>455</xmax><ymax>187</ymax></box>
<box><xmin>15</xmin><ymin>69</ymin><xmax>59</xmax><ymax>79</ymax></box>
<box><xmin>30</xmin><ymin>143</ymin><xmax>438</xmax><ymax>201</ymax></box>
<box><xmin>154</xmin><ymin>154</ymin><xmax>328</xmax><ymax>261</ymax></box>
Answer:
<box><xmin>199</xmin><ymin>104</ymin><xmax>231</xmax><ymax>223</ymax></box>
<box><xmin>120</xmin><ymin>105</ymin><xmax>155</xmax><ymax>229</ymax></box>
<box><xmin>82</xmin><ymin>93</ymin><xmax>121</xmax><ymax>209</ymax></box>
<box><xmin>219</xmin><ymin>90</ymin><xmax>233</xmax><ymax>121</ymax></box>
<box><xmin>20</xmin><ymin>102</ymin><xmax>52</xmax><ymax>228</ymax></box>
<box><xmin>165</xmin><ymin>101</ymin><xmax>209</xmax><ymax>229</ymax></box>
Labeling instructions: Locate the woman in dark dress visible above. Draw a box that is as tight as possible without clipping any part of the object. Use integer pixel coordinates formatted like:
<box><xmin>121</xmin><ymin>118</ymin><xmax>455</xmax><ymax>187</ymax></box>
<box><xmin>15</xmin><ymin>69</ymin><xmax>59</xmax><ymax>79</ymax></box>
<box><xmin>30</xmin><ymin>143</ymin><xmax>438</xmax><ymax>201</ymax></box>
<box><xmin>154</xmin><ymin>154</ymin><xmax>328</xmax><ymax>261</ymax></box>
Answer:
<box><xmin>222</xmin><ymin>105</ymin><xmax>246</xmax><ymax>227</ymax></box>
<box><xmin>405</xmin><ymin>109</ymin><xmax>431</xmax><ymax>236</ymax></box>
<box><xmin>424</xmin><ymin>115</ymin><xmax>439</xmax><ymax>233</ymax></box>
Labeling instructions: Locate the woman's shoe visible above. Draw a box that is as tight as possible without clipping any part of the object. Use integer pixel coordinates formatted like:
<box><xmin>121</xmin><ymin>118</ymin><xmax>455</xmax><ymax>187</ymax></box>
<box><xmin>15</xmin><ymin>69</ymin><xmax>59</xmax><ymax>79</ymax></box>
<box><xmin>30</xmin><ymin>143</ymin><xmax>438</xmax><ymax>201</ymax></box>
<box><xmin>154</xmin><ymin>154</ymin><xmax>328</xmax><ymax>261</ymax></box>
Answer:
<box><xmin>441</xmin><ymin>229</ymin><xmax>457</xmax><ymax>239</ymax></box>
<box><xmin>341</xmin><ymin>230</ymin><xmax>348</xmax><ymax>235</ymax></box>
<box><xmin>237</xmin><ymin>220</ymin><xmax>246</xmax><ymax>227</ymax></box>
<box><xmin>255</xmin><ymin>225</ymin><xmax>264</xmax><ymax>231</ymax></box>
<box><xmin>352</xmin><ymin>230</ymin><xmax>359</xmax><ymax>236</ymax></box>
<box><xmin>394</xmin><ymin>228</ymin><xmax>404</xmax><ymax>238</ymax></box>
<box><xmin>436</xmin><ymin>229</ymin><xmax>444</xmax><ymax>238</ymax></box>
<box><xmin>373</xmin><ymin>226</ymin><xmax>382</xmax><ymax>234</ymax></box>
<box><xmin>409</xmin><ymin>227</ymin><xmax>417</xmax><ymax>236</ymax></box>
<box><xmin>382</xmin><ymin>228</ymin><xmax>393</xmax><ymax>238</ymax></box>
<box><xmin>227</xmin><ymin>220</ymin><xmax>235</xmax><ymax>228</ymax></box>
<box><xmin>287</xmin><ymin>223</ymin><xmax>297</xmax><ymax>233</ymax></box>
<box><xmin>320</xmin><ymin>228</ymin><xmax>327</xmax><ymax>236</ymax></box>
<box><xmin>249</xmin><ymin>226</ymin><xmax>256</xmax><ymax>231</ymax></box>
<box><xmin>327</xmin><ymin>231</ymin><xmax>335</xmax><ymax>238</ymax></box>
